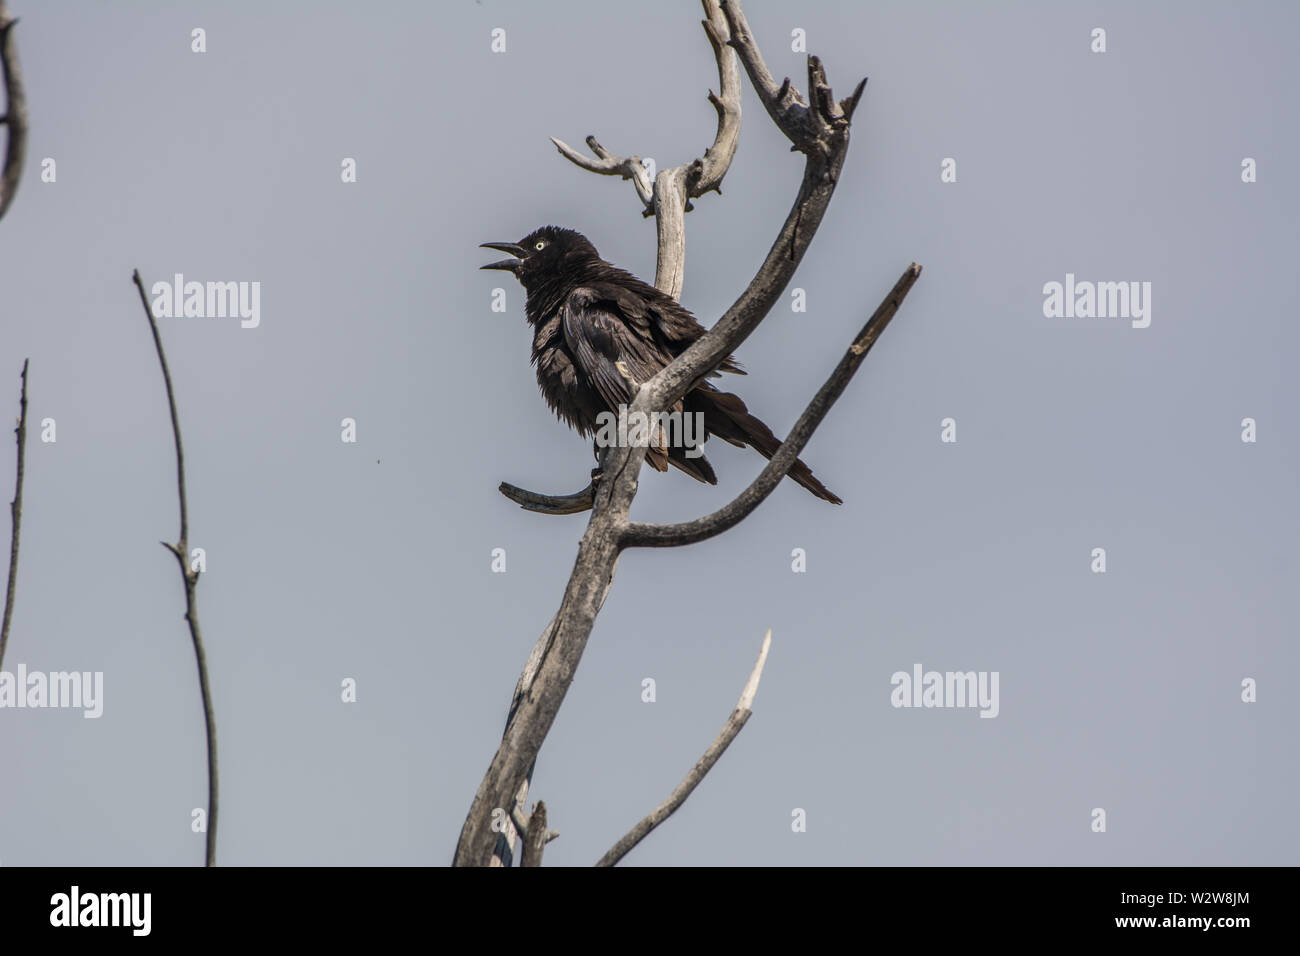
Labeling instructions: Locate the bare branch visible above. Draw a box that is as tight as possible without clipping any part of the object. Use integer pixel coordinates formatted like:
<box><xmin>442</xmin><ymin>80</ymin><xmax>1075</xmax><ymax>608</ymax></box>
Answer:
<box><xmin>0</xmin><ymin>3</ymin><xmax>28</xmax><ymax>222</ymax></box>
<box><xmin>596</xmin><ymin>630</ymin><xmax>772</xmax><ymax>867</ymax></box>
<box><xmin>453</xmin><ymin>493</ymin><xmax>624</xmax><ymax>865</ymax></box>
<box><xmin>132</xmin><ymin>270</ymin><xmax>219</xmax><ymax>868</ymax></box>
<box><xmin>520</xmin><ymin>801</ymin><xmax>549</xmax><ymax>867</ymax></box>
<box><xmin>625</xmin><ymin>264</ymin><xmax>921</xmax><ymax>548</ymax></box>
<box><xmin>736</xmin><ymin>629</ymin><xmax>771</xmax><ymax>710</ymax></box>
<box><xmin>549</xmin><ymin>0</ymin><xmax>742</xmax><ymax>301</ymax></box>
<box><xmin>652</xmin><ymin>167</ymin><xmax>689</xmax><ymax>299</ymax></box>
<box><xmin>499</xmin><ymin>478</ymin><xmax>595</xmax><ymax>515</ymax></box>
<box><xmin>488</xmin><ymin>613</ymin><xmax>560</xmax><ymax>866</ymax></box>
<box><xmin>719</xmin><ymin>0</ymin><xmax>792</xmax><ymax>113</ymax></box>
<box><xmin>488</xmin><ymin>616</ymin><xmax>559</xmax><ymax>868</ymax></box>
<box><xmin>720</xmin><ymin>0</ymin><xmax>864</xmax><ymax>152</ymax></box>
<box><xmin>0</xmin><ymin>358</ymin><xmax>27</xmax><ymax>672</ymax></box>
<box><xmin>643</xmin><ymin>5</ymin><xmax>869</xmax><ymax>413</ymax></box>
<box><xmin>550</xmin><ymin>135</ymin><xmax>654</xmax><ymax>209</ymax></box>
<box><xmin>688</xmin><ymin>0</ymin><xmax>742</xmax><ymax>198</ymax></box>
<box><xmin>646</xmin><ymin>0</ymin><xmax>741</xmax><ymax>298</ymax></box>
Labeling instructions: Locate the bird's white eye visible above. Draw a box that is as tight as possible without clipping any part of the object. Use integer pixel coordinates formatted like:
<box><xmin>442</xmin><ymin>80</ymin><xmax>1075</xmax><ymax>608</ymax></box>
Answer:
<box><xmin>534</xmin><ymin>240</ymin><xmax>546</xmax><ymax>251</ymax></box>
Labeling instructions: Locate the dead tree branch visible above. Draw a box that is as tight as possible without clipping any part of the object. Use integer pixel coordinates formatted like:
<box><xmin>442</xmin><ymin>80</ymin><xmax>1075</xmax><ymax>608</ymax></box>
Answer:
<box><xmin>454</xmin><ymin>0</ymin><xmax>916</xmax><ymax>867</ymax></box>
<box><xmin>0</xmin><ymin>3</ymin><xmax>27</xmax><ymax>223</ymax></box>
<box><xmin>132</xmin><ymin>270</ymin><xmax>219</xmax><ymax>868</ymax></box>
<box><xmin>520</xmin><ymin>801</ymin><xmax>549</xmax><ymax>867</ymax></box>
<box><xmin>0</xmin><ymin>358</ymin><xmax>27</xmax><ymax>671</ymax></box>
<box><xmin>498</xmin><ymin>478</ymin><xmax>595</xmax><ymax>515</ymax></box>
<box><xmin>549</xmin><ymin>134</ymin><xmax>654</xmax><ymax>210</ymax></box>
<box><xmin>722</xmin><ymin>0</ymin><xmax>866</xmax><ymax>149</ymax></box>
<box><xmin>551</xmin><ymin>0</ymin><xmax>740</xmax><ymax>299</ymax></box>
<box><xmin>489</xmin><ymin>615</ymin><xmax>557</xmax><ymax>866</ymax></box>
<box><xmin>596</xmin><ymin>630</ymin><xmax>771</xmax><ymax>867</ymax></box>
<box><xmin>646</xmin><ymin>0</ymin><xmax>867</xmax><ymax>408</ymax></box>
<box><xmin>623</xmin><ymin>263</ymin><xmax>921</xmax><ymax>548</ymax></box>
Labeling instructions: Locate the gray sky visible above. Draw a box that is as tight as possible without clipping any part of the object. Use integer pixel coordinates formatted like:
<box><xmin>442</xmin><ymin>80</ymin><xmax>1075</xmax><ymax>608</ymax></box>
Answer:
<box><xmin>0</xmin><ymin>0</ymin><xmax>1296</xmax><ymax>866</ymax></box>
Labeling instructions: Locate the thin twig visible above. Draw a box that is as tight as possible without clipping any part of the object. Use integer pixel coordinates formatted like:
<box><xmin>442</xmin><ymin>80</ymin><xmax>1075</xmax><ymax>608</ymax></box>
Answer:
<box><xmin>0</xmin><ymin>3</ymin><xmax>28</xmax><ymax>222</ymax></box>
<box><xmin>132</xmin><ymin>270</ymin><xmax>219</xmax><ymax>868</ymax></box>
<box><xmin>596</xmin><ymin>630</ymin><xmax>772</xmax><ymax>867</ymax></box>
<box><xmin>0</xmin><ymin>358</ymin><xmax>28</xmax><ymax>671</ymax></box>
<box><xmin>624</xmin><ymin>264</ymin><xmax>921</xmax><ymax>548</ymax></box>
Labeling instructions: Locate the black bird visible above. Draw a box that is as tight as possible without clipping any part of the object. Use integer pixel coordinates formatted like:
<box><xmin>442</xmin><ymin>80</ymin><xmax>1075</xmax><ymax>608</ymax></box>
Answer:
<box><xmin>481</xmin><ymin>226</ymin><xmax>841</xmax><ymax>504</ymax></box>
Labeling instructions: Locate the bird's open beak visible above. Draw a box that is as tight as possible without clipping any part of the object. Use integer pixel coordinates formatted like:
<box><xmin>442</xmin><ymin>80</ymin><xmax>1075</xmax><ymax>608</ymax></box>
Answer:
<box><xmin>479</xmin><ymin>241</ymin><xmax>526</xmax><ymax>271</ymax></box>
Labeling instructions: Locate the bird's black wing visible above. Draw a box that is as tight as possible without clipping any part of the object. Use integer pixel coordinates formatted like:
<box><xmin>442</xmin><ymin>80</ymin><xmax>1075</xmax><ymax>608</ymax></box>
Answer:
<box><xmin>560</xmin><ymin>287</ymin><xmax>669</xmax><ymax>410</ymax></box>
<box><xmin>561</xmin><ymin>286</ymin><xmax>708</xmax><ymax>475</ymax></box>
<box><xmin>586</xmin><ymin>275</ymin><xmax>746</xmax><ymax>376</ymax></box>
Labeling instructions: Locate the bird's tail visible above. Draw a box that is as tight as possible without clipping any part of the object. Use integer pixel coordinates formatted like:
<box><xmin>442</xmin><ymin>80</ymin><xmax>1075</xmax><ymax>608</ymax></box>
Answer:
<box><xmin>688</xmin><ymin>388</ymin><xmax>843</xmax><ymax>505</ymax></box>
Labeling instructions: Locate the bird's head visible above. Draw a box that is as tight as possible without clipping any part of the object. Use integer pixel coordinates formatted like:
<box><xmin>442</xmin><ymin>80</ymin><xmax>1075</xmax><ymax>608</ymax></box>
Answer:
<box><xmin>480</xmin><ymin>226</ymin><xmax>600</xmax><ymax>289</ymax></box>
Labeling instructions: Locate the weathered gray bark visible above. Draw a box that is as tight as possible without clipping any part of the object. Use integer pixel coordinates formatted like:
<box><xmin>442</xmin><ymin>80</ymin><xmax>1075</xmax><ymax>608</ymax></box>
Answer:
<box><xmin>623</xmin><ymin>263</ymin><xmax>921</xmax><ymax>548</ymax></box>
<box><xmin>0</xmin><ymin>1</ymin><xmax>28</xmax><ymax>222</ymax></box>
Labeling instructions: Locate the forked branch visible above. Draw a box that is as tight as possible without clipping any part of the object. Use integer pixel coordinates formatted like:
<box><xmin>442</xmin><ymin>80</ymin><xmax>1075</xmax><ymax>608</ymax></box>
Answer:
<box><xmin>644</xmin><ymin>2</ymin><xmax>868</xmax><ymax>411</ymax></box>
<box><xmin>624</xmin><ymin>264</ymin><xmax>921</xmax><ymax>548</ymax></box>
<box><xmin>720</xmin><ymin>0</ymin><xmax>866</xmax><ymax>151</ymax></box>
<box><xmin>549</xmin><ymin>135</ymin><xmax>654</xmax><ymax>210</ymax></box>
<box><xmin>550</xmin><ymin>0</ymin><xmax>741</xmax><ymax>300</ymax></box>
